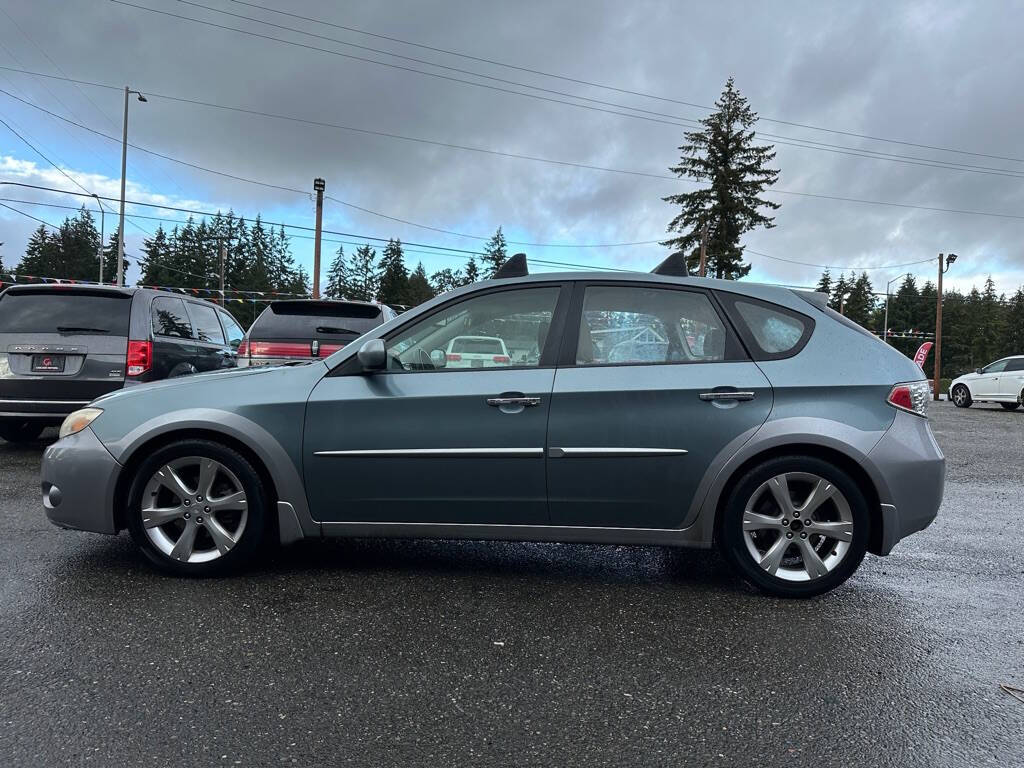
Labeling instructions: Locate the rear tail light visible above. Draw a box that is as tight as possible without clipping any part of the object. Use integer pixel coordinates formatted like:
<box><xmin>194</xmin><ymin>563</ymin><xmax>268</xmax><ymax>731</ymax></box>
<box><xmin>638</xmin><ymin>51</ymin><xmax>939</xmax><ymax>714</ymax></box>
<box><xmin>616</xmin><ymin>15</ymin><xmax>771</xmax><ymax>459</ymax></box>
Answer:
<box><xmin>126</xmin><ymin>340</ymin><xmax>152</xmax><ymax>377</ymax></box>
<box><xmin>887</xmin><ymin>380</ymin><xmax>930</xmax><ymax>417</ymax></box>
<box><xmin>492</xmin><ymin>355</ymin><xmax>510</xmax><ymax>363</ymax></box>
<box><xmin>446</xmin><ymin>353</ymin><xmax>462</xmax><ymax>361</ymax></box>
<box><xmin>237</xmin><ymin>339</ymin><xmax>249</xmax><ymax>357</ymax></box>
<box><xmin>248</xmin><ymin>341</ymin><xmax>311</xmax><ymax>358</ymax></box>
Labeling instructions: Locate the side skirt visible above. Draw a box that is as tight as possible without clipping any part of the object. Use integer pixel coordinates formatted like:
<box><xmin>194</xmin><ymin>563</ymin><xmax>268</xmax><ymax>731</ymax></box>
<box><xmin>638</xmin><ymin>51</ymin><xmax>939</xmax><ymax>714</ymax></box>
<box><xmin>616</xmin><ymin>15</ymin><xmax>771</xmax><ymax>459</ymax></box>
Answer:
<box><xmin>317</xmin><ymin>520</ymin><xmax>712</xmax><ymax>548</ymax></box>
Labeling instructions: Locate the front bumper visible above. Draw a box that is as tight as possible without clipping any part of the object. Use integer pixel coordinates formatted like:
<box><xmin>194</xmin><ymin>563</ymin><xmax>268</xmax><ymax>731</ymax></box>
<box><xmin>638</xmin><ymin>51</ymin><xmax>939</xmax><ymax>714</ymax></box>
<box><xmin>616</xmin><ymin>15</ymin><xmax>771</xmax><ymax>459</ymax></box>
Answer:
<box><xmin>866</xmin><ymin>409</ymin><xmax>945</xmax><ymax>554</ymax></box>
<box><xmin>41</xmin><ymin>426</ymin><xmax>122</xmax><ymax>534</ymax></box>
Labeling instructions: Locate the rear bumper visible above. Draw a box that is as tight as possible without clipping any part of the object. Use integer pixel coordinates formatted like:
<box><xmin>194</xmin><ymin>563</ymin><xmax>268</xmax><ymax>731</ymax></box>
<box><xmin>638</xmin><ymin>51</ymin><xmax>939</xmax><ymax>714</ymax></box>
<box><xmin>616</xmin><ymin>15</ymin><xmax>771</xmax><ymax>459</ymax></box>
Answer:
<box><xmin>41</xmin><ymin>426</ymin><xmax>121</xmax><ymax>534</ymax></box>
<box><xmin>866</xmin><ymin>409</ymin><xmax>945</xmax><ymax>555</ymax></box>
<box><xmin>0</xmin><ymin>398</ymin><xmax>92</xmax><ymax>421</ymax></box>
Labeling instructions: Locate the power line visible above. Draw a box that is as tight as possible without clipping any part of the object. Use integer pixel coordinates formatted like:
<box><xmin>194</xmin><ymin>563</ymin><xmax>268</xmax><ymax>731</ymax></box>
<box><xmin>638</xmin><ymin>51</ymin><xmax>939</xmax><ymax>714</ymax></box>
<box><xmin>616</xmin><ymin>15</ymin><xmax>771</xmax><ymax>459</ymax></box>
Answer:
<box><xmin>230</xmin><ymin>0</ymin><xmax>1024</xmax><ymax>166</ymax></box>
<box><xmin>123</xmin><ymin>1</ymin><xmax>1024</xmax><ymax>179</ymax></box>
<box><xmin>6</xmin><ymin>65</ymin><xmax>1024</xmax><ymax>224</ymax></box>
<box><xmin>0</xmin><ymin>200</ymin><xmax>58</xmax><ymax>229</ymax></box>
<box><xmin>744</xmin><ymin>248</ymin><xmax>934</xmax><ymax>271</ymax></box>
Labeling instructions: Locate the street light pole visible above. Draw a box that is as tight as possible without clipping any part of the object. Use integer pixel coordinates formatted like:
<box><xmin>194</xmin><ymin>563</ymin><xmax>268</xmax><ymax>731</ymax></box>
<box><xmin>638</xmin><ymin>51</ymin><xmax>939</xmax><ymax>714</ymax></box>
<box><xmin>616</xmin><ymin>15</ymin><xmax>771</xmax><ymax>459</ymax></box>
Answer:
<box><xmin>91</xmin><ymin>194</ymin><xmax>105</xmax><ymax>284</ymax></box>
<box><xmin>933</xmin><ymin>252</ymin><xmax>958</xmax><ymax>401</ymax></box>
<box><xmin>312</xmin><ymin>178</ymin><xmax>325</xmax><ymax>299</ymax></box>
<box><xmin>117</xmin><ymin>86</ymin><xmax>147</xmax><ymax>287</ymax></box>
<box><xmin>883</xmin><ymin>273</ymin><xmax>910</xmax><ymax>345</ymax></box>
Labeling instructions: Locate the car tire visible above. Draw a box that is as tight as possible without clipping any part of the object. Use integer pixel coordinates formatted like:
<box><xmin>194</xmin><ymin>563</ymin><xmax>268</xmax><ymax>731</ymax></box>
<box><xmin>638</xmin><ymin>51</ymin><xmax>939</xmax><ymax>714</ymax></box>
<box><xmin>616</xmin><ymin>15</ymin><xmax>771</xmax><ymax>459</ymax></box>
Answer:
<box><xmin>717</xmin><ymin>455</ymin><xmax>870</xmax><ymax>598</ymax></box>
<box><xmin>951</xmin><ymin>385</ymin><xmax>972</xmax><ymax>408</ymax></box>
<box><xmin>0</xmin><ymin>419</ymin><xmax>46</xmax><ymax>443</ymax></box>
<box><xmin>126</xmin><ymin>439</ymin><xmax>269</xmax><ymax>576</ymax></box>
<box><xmin>1000</xmin><ymin>402</ymin><xmax>1020</xmax><ymax>410</ymax></box>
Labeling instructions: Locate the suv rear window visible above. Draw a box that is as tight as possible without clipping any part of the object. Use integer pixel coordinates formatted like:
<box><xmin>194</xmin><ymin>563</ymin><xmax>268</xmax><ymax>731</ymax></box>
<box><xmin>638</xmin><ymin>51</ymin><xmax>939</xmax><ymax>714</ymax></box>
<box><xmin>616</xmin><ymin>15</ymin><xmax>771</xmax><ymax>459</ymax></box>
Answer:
<box><xmin>250</xmin><ymin>301</ymin><xmax>383</xmax><ymax>340</ymax></box>
<box><xmin>717</xmin><ymin>293</ymin><xmax>814</xmax><ymax>360</ymax></box>
<box><xmin>0</xmin><ymin>290</ymin><xmax>131</xmax><ymax>335</ymax></box>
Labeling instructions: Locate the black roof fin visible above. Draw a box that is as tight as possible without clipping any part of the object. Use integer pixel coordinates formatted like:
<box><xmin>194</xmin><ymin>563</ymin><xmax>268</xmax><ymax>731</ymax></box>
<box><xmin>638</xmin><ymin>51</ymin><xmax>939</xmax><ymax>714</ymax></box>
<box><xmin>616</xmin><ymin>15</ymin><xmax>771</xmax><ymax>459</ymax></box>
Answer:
<box><xmin>651</xmin><ymin>252</ymin><xmax>690</xmax><ymax>277</ymax></box>
<box><xmin>492</xmin><ymin>252</ymin><xmax>528</xmax><ymax>279</ymax></box>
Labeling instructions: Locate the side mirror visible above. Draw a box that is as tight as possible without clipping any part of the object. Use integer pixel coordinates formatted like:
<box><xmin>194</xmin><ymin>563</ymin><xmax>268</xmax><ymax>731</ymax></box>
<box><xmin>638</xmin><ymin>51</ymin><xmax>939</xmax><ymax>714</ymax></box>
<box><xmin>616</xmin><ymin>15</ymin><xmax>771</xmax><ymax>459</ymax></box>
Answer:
<box><xmin>975</xmin><ymin>368</ymin><xmax>982</xmax><ymax>375</ymax></box>
<box><xmin>357</xmin><ymin>339</ymin><xmax>387</xmax><ymax>372</ymax></box>
<box><xmin>430</xmin><ymin>349</ymin><xmax>447</xmax><ymax>369</ymax></box>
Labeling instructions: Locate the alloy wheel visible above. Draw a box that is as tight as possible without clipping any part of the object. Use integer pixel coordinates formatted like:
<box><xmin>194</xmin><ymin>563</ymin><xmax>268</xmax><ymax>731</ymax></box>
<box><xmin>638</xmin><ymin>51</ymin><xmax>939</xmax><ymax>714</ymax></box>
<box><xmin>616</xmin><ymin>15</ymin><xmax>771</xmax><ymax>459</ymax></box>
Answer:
<box><xmin>741</xmin><ymin>471</ymin><xmax>854</xmax><ymax>583</ymax></box>
<box><xmin>140</xmin><ymin>456</ymin><xmax>248</xmax><ymax>563</ymax></box>
<box><xmin>953</xmin><ymin>387</ymin><xmax>968</xmax><ymax>406</ymax></box>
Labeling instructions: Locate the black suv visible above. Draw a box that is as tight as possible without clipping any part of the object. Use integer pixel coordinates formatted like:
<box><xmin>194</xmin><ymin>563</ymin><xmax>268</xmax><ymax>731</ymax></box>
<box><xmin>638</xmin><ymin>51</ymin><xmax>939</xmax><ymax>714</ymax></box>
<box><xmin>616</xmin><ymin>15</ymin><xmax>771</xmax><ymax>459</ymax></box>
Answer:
<box><xmin>0</xmin><ymin>284</ymin><xmax>245</xmax><ymax>442</ymax></box>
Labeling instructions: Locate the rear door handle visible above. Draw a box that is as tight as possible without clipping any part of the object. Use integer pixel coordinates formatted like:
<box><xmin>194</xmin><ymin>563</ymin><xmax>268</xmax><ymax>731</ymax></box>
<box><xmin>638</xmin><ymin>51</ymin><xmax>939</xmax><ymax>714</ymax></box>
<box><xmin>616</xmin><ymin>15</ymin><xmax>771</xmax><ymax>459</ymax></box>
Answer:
<box><xmin>699</xmin><ymin>391</ymin><xmax>756</xmax><ymax>402</ymax></box>
<box><xmin>487</xmin><ymin>396</ymin><xmax>541</xmax><ymax>407</ymax></box>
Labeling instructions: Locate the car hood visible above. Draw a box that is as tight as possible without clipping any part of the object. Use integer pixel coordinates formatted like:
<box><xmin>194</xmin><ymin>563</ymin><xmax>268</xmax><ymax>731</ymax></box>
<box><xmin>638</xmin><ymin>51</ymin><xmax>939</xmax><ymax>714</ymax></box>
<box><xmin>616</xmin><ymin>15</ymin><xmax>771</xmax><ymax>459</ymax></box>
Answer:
<box><xmin>91</xmin><ymin>362</ymin><xmax>326</xmax><ymax>406</ymax></box>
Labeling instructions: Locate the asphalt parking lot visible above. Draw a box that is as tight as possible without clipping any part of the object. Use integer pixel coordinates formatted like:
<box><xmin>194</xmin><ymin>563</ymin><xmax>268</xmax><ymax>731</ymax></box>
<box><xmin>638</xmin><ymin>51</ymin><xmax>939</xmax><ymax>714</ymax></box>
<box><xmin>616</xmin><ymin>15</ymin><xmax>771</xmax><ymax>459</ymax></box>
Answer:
<box><xmin>0</xmin><ymin>400</ymin><xmax>1021</xmax><ymax>767</ymax></box>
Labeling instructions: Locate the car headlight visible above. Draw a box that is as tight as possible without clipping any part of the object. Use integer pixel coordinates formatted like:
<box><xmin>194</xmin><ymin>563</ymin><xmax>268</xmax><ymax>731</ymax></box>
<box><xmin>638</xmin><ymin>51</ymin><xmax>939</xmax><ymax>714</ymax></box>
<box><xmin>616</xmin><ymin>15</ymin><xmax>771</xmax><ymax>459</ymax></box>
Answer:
<box><xmin>59</xmin><ymin>407</ymin><xmax>104</xmax><ymax>439</ymax></box>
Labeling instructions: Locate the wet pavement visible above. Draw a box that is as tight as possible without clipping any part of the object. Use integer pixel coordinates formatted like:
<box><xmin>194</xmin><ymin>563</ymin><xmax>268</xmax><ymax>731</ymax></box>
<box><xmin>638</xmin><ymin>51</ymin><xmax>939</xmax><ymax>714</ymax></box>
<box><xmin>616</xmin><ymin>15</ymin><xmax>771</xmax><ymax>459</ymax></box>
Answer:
<box><xmin>0</xmin><ymin>401</ymin><xmax>1021</xmax><ymax>767</ymax></box>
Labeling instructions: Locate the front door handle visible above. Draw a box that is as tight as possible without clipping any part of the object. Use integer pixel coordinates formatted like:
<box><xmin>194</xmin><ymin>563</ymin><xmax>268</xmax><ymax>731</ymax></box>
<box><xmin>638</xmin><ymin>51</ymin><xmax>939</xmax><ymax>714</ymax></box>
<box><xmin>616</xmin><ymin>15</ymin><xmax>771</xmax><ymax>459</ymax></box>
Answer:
<box><xmin>487</xmin><ymin>396</ymin><xmax>541</xmax><ymax>407</ymax></box>
<box><xmin>699</xmin><ymin>391</ymin><xmax>756</xmax><ymax>402</ymax></box>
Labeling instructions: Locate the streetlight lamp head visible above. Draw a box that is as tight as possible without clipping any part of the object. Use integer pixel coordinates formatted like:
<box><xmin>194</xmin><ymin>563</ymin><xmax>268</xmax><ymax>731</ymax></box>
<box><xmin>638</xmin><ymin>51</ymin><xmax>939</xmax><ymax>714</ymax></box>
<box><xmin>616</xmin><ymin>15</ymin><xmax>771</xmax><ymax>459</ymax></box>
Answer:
<box><xmin>313</xmin><ymin>178</ymin><xmax>326</xmax><ymax>192</ymax></box>
<box><xmin>136</xmin><ymin>93</ymin><xmax>147</xmax><ymax>103</ymax></box>
<box><xmin>946</xmin><ymin>253</ymin><xmax>958</xmax><ymax>265</ymax></box>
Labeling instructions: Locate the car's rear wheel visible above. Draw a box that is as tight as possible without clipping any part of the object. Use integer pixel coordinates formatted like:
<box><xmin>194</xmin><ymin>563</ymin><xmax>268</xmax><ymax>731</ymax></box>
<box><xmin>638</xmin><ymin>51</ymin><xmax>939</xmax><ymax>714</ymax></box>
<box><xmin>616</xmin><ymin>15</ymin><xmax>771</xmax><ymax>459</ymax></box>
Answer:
<box><xmin>126</xmin><ymin>439</ymin><xmax>268</xmax><ymax>575</ymax></box>
<box><xmin>0</xmin><ymin>419</ymin><xmax>45</xmax><ymax>443</ymax></box>
<box><xmin>718</xmin><ymin>456</ymin><xmax>870</xmax><ymax>598</ymax></box>
<box><xmin>1000</xmin><ymin>401</ymin><xmax>1020</xmax><ymax>410</ymax></box>
<box><xmin>952</xmin><ymin>385</ymin><xmax>972</xmax><ymax>408</ymax></box>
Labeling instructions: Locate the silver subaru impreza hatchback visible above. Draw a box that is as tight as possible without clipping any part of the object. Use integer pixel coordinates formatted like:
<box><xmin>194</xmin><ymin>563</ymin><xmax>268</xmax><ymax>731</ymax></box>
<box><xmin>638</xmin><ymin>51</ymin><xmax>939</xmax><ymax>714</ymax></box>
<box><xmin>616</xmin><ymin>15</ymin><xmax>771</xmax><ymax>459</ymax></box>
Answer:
<box><xmin>40</xmin><ymin>266</ymin><xmax>944</xmax><ymax>597</ymax></box>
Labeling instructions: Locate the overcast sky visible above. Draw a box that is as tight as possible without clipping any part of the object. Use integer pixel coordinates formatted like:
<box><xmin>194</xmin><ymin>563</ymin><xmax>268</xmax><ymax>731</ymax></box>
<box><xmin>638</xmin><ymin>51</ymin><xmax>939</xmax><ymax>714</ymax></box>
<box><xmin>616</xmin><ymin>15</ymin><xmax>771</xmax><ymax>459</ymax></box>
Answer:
<box><xmin>1</xmin><ymin>0</ymin><xmax>1023</xmax><ymax>297</ymax></box>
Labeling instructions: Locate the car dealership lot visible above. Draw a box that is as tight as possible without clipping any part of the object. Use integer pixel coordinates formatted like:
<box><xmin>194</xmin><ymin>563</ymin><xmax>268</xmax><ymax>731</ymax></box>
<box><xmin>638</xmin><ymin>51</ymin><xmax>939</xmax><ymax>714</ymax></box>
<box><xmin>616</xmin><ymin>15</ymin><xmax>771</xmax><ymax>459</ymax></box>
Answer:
<box><xmin>0</xmin><ymin>401</ymin><xmax>1021</xmax><ymax>767</ymax></box>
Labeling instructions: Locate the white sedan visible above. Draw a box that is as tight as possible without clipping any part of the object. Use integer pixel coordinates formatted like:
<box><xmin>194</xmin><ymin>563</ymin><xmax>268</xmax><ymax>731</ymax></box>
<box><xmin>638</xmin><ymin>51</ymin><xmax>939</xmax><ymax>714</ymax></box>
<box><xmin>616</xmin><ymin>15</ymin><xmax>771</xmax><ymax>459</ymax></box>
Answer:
<box><xmin>949</xmin><ymin>355</ymin><xmax>1024</xmax><ymax>410</ymax></box>
<box><xmin>443</xmin><ymin>335</ymin><xmax>511</xmax><ymax>368</ymax></box>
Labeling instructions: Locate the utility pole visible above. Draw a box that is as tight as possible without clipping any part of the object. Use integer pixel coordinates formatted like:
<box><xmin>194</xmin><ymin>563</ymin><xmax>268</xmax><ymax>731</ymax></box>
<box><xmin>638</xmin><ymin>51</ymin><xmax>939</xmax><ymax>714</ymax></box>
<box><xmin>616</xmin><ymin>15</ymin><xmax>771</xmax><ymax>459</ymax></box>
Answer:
<box><xmin>882</xmin><ymin>273</ymin><xmax>910</xmax><ymax>346</ymax></box>
<box><xmin>698</xmin><ymin>223</ymin><xmax>708</xmax><ymax>278</ymax></box>
<box><xmin>933</xmin><ymin>252</ymin><xmax>959</xmax><ymax>400</ymax></box>
<box><xmin>117</xmin><ymin>86</ymin><xmax>147</xmax><ymax>287</ymax></box>
<box><xmin>312</xmin><ymin>178</ymin><xmax>325</xmax><ymax>299</ymax></box>
<box><xmin>208</xmin><ymin>235</ymin><xmax>230</xmax><ymax>305</ymax></box>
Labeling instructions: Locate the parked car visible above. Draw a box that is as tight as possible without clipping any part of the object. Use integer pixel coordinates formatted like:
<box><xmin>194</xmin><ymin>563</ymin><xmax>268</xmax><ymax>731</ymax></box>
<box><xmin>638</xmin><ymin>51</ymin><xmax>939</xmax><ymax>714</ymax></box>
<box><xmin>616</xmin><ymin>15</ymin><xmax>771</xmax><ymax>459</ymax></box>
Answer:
<box><xmin>0</xmin><ymin>284</ymin><xmax>244</xmax><ymax>443</ymax></box>
<box><xmin>238</xmin><ymin>299</ymin><xmax>396</xmax><ymax>367</ymax></box>
<box><xmin>443</xmin><ymin>335</ymin><xmax>511</xmax><ymax>368</ymax></box>
<box><xmin>40</xmin><ymin>264</ymin><xmax>945</xmax><ymax>597</ymax></box>
<box><xmin>949</xmin><ymin>355</ymin><xmax>1024</xmax><ymax>409</ymax></box>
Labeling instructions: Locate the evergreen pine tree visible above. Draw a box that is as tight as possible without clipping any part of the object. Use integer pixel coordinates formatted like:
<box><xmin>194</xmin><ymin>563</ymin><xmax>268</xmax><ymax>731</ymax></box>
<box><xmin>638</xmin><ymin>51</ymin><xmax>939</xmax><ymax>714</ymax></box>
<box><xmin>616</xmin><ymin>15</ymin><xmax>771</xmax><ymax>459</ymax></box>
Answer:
<box><xmin>377</xmin><ymin>239</ymin><xmax>409</xmax><ymax>306</ymax></box>
<box><xmin>828</xmin><ymin>273</ymin><xmax>850</xmax><ymax>314</ymax></box>
<box><xmin>101</xmin><ymin>231</ymin><xmax>130</xmax><ymax>285</ymax></box>
<box><xmin>405</xmin><ymin>262</ymin><xmax>435</xmax><ymax>306</ymax></box>
<box><xmin>139</xmin><ymin>225</ymin><xmax>176</xmax><ymax>287</ymax></box>
<box><xmin>843</xmin><ymin>272</ymin><xmax>876</xmax><ymax>328</ymax></box>
<box><xmin>348</xmin><ymin>244</ymin><xmax>381</xmax><ymax>301</ymax></box>
<box><xmin>463</xmin><ymin>255</ymin><xmax>480</xmax><ymax>285</ymax></box>
<box><xmin>480</xmin><ymin>227</ymin><xmax>508</xmax><ymax>277</ymax></box>
<box><xmin>430</xmin><ymin>267</ymin><xmax>464</xmax><ymax>295</ymax></box>
<box><xmin>662</xmin><ymin>77</ymin><xmax>780</xmax><ymax>279</ymax></box>
<box><xmin>324</xmin><ymin>245</ymin><xmax>350</xmax><ymax>299</ymax></box>
<box><xmin>815</xmin><ymin>269</ymin><xmax>833</xmax><ymax>298</ymax></box>
<box><xmin>1006</xmin><ymin>288</ymin><xmax>1024</xmax><ymax>360</ymax></box>
<box><xmin>17</xmin><ymin>224</ymin><xmax>59</xmax><ymax>277</ymax></box>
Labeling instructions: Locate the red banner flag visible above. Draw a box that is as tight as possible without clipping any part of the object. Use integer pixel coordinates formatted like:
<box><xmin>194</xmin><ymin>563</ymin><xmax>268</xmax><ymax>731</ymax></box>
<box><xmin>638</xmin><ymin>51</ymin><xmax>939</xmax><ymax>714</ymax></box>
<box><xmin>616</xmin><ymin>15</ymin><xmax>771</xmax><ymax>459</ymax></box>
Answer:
<box><xmin>913</xmin><ymin>342</ymin><xmax>933</xmax><ymax>369</ymax></box>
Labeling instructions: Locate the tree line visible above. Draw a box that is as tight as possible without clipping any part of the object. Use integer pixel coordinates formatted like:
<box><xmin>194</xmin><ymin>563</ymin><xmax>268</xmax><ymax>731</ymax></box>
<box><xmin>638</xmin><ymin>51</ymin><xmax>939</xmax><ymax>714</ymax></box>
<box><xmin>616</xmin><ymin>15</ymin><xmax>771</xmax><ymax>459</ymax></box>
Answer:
<box><xmin>814</xmin><ymin>269</ymin><xmax>1024</xmax><ymax>378</ymax></box>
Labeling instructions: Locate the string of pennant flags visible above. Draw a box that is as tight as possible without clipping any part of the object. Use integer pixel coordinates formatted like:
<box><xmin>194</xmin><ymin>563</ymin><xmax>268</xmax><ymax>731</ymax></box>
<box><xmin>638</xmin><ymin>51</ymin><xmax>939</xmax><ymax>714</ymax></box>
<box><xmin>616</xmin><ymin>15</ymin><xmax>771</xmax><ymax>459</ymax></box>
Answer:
<box><xmin>0</xmin><ymin>272</ymin><xmax>312</xmax><ymax>303</ymax></box>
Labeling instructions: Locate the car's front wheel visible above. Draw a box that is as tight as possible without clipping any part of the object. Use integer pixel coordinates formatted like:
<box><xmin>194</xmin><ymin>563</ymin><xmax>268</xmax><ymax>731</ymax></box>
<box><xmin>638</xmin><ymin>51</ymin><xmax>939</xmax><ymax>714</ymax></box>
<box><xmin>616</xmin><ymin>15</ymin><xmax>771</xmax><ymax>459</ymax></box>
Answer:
<box><xmin>0</xmin><ymin>419</ymin><xmax>45</xmax><ymax>443</ymax></box>
<box><xmin>952</xmin><ymin>385</ymin><xmax>972</xmax><ymax>408</ymax></box>
<box><xmin>126</xmin><ymin>439</ymin><xmax>269</xmax><ymax>575</ymax></box>
<box><xmin>718</xmin><ymin>456</ymin><xmax>870</xmax><ymax>598</ymax></box>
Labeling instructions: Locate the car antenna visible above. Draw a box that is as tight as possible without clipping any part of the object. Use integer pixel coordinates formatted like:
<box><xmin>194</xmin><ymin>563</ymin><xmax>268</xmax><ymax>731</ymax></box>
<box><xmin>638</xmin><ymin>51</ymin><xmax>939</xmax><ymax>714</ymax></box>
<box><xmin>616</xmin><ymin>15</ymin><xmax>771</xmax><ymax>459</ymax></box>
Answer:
<box><xmin>492</xmin><ymin>253</ymin><xmax>528</xmax><ymax>279</ymax></box>
<box><xmin>651</xmin><ymin>252</ymin><xmax>690</xmax><ymax>277</ymax></box>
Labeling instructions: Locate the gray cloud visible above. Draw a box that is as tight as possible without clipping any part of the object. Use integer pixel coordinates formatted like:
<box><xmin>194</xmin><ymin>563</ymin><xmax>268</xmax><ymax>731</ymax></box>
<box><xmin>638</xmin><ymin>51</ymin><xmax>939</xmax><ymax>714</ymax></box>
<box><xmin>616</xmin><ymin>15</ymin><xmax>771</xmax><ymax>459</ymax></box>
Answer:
<box><xmin>1</xmin><ymin>0</ymin><xmax>1023</xmax><ymax>295</ymax></box>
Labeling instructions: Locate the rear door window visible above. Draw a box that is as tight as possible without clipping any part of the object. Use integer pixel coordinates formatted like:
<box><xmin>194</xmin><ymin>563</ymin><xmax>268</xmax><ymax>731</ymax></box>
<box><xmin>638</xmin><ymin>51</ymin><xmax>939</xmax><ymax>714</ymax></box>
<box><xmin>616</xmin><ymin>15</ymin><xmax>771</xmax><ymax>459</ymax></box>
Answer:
<box><xmin>186</xmin><ymin>302</ymin><xmax>226</xmax><ymax>345</ymax></box>
<box><xmin>0</xmin><ymin>290</ymin><xmax>131</xmax><ymax>335</ymax></box>
<box><xmin>574</xmin><ymin>285</ymin><xmax>730</xmax><ymax>366</ymax></box>
<box><xmin>152</xmin><ymin>297</ymin><xmax>193</xmax><ymax>339</ymax></box>
<box><xmin>1004</xmin><ymin>358</ymin><xmax>1024</xmax><ymax>372</ymax></box>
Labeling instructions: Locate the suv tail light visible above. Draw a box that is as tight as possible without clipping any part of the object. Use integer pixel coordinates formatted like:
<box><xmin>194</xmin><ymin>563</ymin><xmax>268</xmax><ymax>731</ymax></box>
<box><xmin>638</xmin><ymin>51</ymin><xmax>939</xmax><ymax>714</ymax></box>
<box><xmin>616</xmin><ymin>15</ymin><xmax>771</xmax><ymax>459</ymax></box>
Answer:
<box><xmin>887</xmin><ymin>380</ymin><xmax>930</xmax><ymax>417</ymax></box>
<box><xmin>127</xmin><ymin>340</ymin><xmax>152</xmax><ymax>377</ymax></box>
<box><xmin>237</xmin><ymin>339</ymin><xmax>249</xmax><ymax>358</ymax></box>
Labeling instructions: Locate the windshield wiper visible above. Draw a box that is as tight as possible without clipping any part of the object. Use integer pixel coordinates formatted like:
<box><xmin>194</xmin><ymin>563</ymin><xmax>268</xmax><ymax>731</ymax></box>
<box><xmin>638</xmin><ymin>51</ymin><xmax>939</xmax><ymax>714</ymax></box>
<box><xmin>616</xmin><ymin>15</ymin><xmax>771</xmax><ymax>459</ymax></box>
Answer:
<box><xmin>316</xmin><ymin>325</ymin><xmax>358</xmax><ymax>335</ymax></box>
<box><xmin>57</xmin><ymin>326</ymin><xmax>109</xmax><ymax>334</ymax></box>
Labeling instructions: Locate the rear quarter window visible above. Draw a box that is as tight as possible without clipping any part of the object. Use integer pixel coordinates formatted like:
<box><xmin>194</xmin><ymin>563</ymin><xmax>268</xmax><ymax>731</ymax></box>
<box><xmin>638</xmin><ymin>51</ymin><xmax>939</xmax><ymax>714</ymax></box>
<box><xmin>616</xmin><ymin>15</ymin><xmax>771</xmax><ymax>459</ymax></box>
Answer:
<box><xmin>717</xmin><ymin>294</ymin><xmax>814</xmax><ymax>360</ymax></box>
<box><xmin>0</xmin><ymin>290</ymin><xmax>132</xmax><ymax>335</ymax></box>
